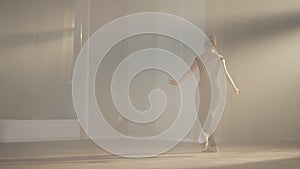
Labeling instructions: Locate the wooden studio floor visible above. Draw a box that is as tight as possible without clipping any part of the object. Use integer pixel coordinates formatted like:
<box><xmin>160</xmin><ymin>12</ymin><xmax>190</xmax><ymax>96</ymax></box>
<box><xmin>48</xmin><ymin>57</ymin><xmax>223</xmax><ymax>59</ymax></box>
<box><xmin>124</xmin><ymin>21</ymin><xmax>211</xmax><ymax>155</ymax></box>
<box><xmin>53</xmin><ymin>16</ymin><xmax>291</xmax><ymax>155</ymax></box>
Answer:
<box><xmin>0</xmin><ymin>140</ymin><xmax>300</xmax><ymax>169</ymax></box>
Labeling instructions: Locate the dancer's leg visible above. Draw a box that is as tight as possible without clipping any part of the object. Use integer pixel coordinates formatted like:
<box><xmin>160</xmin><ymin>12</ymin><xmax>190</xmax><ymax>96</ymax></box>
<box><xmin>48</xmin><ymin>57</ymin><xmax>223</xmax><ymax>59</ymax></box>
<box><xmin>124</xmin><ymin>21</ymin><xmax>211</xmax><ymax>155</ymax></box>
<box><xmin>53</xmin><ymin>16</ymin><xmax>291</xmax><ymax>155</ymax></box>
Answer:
<box><xmin>197</xmin><ymin>74</ymin><xmax>211</xmax><ymax>150</ymax></box>
<box><xmin>208</xmin><ymin>134</ymin><xmax>217</xmax><ymax>147</ymax></box>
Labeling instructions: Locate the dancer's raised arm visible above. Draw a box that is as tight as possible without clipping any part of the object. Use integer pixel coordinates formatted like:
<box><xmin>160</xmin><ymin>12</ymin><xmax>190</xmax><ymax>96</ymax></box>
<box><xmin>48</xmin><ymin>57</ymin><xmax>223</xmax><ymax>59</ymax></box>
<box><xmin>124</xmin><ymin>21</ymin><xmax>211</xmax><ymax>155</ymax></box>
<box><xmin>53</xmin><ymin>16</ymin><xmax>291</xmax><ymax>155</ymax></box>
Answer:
<box><xmin>169</xmin><ymin>58</ymin><xmax>199</xmax><ymax>85</ymax></box>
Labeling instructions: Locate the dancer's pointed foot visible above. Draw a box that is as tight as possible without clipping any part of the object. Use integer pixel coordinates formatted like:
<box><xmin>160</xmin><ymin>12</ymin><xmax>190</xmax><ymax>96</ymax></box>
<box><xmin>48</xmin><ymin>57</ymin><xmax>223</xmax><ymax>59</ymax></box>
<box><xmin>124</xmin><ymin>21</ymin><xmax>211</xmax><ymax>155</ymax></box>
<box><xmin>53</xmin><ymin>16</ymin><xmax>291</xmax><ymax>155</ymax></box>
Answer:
<box><xmin>201</xmin><ymin>132</ymin><xmax>209</xmax><ymax>151</ymax></box>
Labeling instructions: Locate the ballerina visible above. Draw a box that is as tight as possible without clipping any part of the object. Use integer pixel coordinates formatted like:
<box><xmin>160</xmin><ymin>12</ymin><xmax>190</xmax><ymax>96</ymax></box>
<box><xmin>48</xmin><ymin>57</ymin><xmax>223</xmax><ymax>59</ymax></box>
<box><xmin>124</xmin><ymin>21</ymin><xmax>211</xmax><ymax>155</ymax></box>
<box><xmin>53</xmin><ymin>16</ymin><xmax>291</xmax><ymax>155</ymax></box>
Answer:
<box><xmin>169</xmin><ymin>35</ymin><xmax>240</xmax><ymax>152</ymax></box>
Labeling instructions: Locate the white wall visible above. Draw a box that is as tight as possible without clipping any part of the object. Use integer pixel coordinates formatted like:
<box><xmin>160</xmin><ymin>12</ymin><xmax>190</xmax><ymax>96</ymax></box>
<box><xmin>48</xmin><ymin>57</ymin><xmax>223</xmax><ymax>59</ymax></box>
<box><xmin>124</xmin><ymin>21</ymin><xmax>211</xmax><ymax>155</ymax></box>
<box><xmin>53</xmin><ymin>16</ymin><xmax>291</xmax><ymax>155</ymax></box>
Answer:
<box><xmin>0</xmin><ymin>0</ymin><xmax>76</xmax><ymax>119</ymax></box>
<box><xmin>0</xmin><ymin>0</ymin><xmax>79</xmax><ymax>142</ymax></box>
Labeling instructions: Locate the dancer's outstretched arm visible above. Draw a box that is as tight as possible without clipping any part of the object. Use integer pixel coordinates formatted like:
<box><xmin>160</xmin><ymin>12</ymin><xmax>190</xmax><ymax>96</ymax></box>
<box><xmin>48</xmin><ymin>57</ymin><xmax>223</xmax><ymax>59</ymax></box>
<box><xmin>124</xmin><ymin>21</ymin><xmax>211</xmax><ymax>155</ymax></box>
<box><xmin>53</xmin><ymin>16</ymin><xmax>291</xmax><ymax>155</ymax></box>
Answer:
<box><xmin>169</xmin><ymin>59</ymin><xmax>199</xmax><ymax>85</ymax></box>
<box><xmin>220</xmin><ymin>57</ymin><xmax>240</xmax><ymax>95</ymax></box>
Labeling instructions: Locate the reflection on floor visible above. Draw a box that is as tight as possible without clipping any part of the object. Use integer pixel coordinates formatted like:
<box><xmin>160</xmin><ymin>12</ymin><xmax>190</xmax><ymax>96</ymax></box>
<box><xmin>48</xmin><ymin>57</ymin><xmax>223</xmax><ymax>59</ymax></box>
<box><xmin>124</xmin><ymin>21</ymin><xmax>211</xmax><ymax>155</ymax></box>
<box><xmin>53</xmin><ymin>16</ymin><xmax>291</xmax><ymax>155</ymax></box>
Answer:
<box><xmin>0</xmin><ymin>140</ymin><xmax>300</xmax><ymax>169</ymax></box>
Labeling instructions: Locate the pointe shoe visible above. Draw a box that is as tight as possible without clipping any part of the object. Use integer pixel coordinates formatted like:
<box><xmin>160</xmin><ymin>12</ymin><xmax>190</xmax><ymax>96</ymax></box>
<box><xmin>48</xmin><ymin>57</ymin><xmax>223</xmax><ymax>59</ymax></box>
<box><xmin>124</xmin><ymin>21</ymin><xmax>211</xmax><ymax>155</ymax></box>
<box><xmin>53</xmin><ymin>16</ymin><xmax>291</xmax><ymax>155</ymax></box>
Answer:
<box><xmin>199</xmin><ymin>132</ymin><xmax>209</xmax><ymax>151</ymax></box>
<box><xmin>202</xmin><ymin>146</ymin><xmax>219</xmax><ymax>153</ymax></box>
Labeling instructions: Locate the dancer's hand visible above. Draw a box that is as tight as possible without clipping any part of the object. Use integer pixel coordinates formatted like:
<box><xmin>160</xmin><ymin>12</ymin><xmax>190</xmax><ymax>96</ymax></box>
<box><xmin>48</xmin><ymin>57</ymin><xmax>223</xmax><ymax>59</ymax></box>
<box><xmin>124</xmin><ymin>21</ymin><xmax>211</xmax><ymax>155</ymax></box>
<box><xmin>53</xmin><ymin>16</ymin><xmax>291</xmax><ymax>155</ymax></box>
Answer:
<box><xmin>169</xmin><ymin>78</ymin><xmax>178</xmax><ymax>85</ymax></box>
<box><xmin>235</xmin><ymin>88</ymin><xmax>240</xmax><ymax>95</ymax></box>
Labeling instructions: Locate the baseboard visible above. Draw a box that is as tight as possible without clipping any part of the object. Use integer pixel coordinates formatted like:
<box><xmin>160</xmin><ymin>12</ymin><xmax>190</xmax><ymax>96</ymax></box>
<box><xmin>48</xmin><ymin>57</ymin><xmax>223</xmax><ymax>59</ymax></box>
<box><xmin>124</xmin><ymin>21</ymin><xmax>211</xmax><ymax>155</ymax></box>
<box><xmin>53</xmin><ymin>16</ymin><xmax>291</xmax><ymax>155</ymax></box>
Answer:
<box><xmin>0</xmin><ymin>120</ymin><xmax>81</xmax><ymax>143</ymax></box>
<box><xmin>0</xmin><ymin>120</ymin><xmax>199</xmax><ymax>143</ymax></box>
